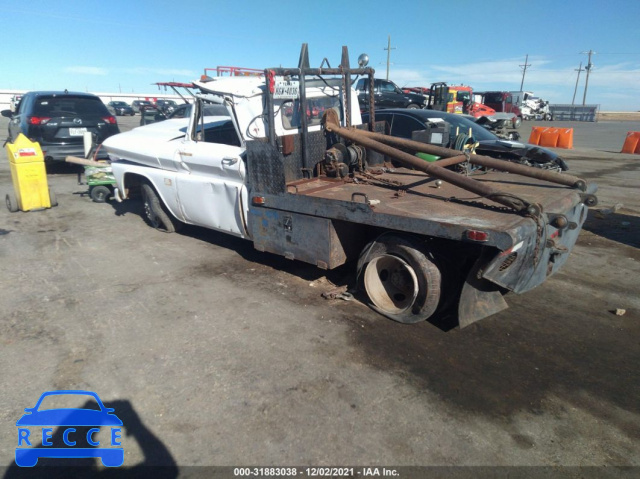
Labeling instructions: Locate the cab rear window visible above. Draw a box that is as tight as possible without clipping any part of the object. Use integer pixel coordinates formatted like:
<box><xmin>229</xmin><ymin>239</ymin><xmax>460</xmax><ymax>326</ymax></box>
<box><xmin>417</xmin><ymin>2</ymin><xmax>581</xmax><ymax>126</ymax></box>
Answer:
<box><xmin>281</xmin><ymin>96</ymin><xmax>342</xmax><ymax>130</ymax></box>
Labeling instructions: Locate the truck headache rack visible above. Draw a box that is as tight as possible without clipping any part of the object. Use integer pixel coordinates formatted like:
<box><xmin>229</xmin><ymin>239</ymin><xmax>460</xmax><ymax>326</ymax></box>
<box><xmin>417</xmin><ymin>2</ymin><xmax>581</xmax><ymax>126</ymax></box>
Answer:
<box><xmin>258</xmin><ymin>44</ymin><xmax>595</xmax><ymax>217</ymax></box>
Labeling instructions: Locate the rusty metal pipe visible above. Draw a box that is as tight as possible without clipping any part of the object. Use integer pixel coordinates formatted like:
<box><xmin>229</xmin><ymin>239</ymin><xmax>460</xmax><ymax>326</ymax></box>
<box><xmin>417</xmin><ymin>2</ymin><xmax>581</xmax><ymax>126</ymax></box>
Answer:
<box><xmin>354</xmin><ymin>128</ymin><xmax>587</xmax><ymax>191</ymax></box>
<box><xmin>429</xmin><ymin>154</ymin><xmax>468</xmax><ymax>168</ymax></box>
<box><xmin>324</xmin><ymin>120</ymin><xmax>531</xmax><ymax>212</ymax></box>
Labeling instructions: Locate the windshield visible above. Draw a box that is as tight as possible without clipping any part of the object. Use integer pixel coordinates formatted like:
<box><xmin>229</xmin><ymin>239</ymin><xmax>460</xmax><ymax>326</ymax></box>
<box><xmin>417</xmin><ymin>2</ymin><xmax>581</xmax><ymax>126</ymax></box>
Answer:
<box><xmin>455</xmin><ymin>91</ymin><xmax>471</xmax><ymax>102</ymax></box>
<box><xmin>483</xmin><ymin>92</ymin><xmax>503</xmax><ymax>103</ymax></box>
<box><xmin>441</xmin><ymin>114</ymin><xmax>497</xmax><ymax>142</ymax></box>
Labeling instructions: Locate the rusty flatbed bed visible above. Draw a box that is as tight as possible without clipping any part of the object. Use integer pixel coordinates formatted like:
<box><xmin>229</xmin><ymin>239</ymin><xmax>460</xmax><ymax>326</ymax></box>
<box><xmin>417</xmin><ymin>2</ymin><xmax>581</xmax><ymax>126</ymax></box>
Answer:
<box><xmin>281</xmin><ymin>168</ymin><xmax>585</xmax><ymax>251</ymax></box>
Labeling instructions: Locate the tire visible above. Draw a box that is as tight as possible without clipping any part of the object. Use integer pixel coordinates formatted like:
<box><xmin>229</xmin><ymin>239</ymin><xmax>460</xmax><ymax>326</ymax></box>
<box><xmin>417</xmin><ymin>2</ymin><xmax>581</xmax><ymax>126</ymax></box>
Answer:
<box><xmin>512</xmin><ymin>116</ymin><xmax>522</xmax><ymax>129</ymax></box>
<box><xmin>90</xmin><ymin>185</ymin><xmax>111</xmax><ymax>203</ymax></box>
<box><xmin>555</xmin><ymin>158</ymin><xmax>570</xmax><ymax>171</ymax></box>
<box><xmin>358</xmin><ymin>234</ymin><xmax>442</xmax><ymax>324</ymax></box>
<box><xmin>141</xmin><ymin>182</ymin><xmax>179</xmax><ymax>233</ymax></box>
<box><xmin>407</xmin><ymin>104</ymin><xmax>420</xmax><ymax>109</ymax></box>
<box><xmin>49</xmin><ymin>190</ymin><xmax>58</xmax><ymax>207</ymax></box>
<box><xmin>6</xmin><ymin>193</ymin><xmax>19</xmax><ymax>212</ymax></box>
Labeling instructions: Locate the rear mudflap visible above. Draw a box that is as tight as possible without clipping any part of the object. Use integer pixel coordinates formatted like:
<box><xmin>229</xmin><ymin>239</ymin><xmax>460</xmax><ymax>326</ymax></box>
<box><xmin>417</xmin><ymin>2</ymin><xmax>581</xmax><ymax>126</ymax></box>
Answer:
<box><xmin>458</xmin><ymin>248</ymin><xmax>509</xmax><ymax>328</ymax></box>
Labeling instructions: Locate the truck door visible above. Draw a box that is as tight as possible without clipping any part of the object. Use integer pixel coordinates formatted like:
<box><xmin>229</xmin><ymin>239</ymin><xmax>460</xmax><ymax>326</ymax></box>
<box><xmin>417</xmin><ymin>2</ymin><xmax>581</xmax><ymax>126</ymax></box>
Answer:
<box><xmin>505</xmin><ymin>94</ymin><xmax>513</xmax><ymax>113</ymax></box>
<box><xmin>174</xmin><ymin>104</ymin><xmax>248</xmax><ymax>237</ymax></box>
<box><xmin>376</xmin><ymin>80</ymin><xmax>406</xmax><ymax>108</ymax></box>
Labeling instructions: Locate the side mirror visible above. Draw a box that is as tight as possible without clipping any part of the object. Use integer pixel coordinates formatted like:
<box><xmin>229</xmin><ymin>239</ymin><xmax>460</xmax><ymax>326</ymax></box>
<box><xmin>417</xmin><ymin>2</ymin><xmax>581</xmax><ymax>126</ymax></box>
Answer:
<box><xmin>1</xmin><ymin>110</ymin><xmax>13</xmax><ymax>118</ymax></box>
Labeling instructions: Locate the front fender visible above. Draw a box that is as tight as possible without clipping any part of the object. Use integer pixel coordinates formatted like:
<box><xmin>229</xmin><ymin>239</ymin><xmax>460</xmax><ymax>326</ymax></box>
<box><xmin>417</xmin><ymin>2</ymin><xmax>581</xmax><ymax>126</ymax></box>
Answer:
<box><xmin>112</xmin><ymin>161</ymin><xmax>184</xmax><ymax>222</ymax></box>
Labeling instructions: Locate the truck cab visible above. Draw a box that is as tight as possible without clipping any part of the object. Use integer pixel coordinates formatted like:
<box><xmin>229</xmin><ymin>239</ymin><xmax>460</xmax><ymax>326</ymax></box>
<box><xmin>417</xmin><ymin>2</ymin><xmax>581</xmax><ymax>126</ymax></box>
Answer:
<box><xmin>481</xmin><ymin>91</ymin><xmax>524</xmax><ymax>128</ymax></box>
<box><xmin>105</xmin><ymin>74</ymin><xmax>362</xmax><ymax>238</ymax></box>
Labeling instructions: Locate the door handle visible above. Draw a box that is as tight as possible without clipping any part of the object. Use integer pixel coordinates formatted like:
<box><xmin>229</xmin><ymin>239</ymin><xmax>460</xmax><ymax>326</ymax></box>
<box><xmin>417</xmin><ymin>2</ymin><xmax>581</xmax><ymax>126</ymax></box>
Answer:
<box><xmin>222</xmin><ymin>157</ymin><xmax>238</xmax><ymax>166</ymax></box>
<box><xmin>176</xmin><ymin>151</ymin><xmax>191</xmax><ymax>172</ymax></box>
<box><xmin>179</xmin><ymin>159</ymin><xmax>191</xmax><ymax>172</ymax></box>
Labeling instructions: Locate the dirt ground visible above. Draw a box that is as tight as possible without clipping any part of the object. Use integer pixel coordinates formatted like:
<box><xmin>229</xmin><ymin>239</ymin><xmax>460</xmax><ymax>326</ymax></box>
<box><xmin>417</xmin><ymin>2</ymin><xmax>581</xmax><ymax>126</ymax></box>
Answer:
<box><xmin>597</xmin><ymin>111</ymin><xmax>640</xmax><ymax>122</ymax></box>
<box><xmin>0</xmin><ymin>115</ymin><xmax>639</xmax><ymax>476</ymax></box>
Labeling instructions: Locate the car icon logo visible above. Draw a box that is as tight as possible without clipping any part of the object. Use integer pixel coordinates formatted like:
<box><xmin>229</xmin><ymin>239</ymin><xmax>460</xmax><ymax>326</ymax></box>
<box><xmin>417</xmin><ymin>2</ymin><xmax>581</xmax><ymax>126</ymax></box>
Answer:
<box><xmin>15</xmin><ymin>390</ymin><xmax>123</xmax><ymax>467</ymax></box>
<box><xmin>73</xmin><ymin>118</ymin><xmax>83</xmax><ymax>125</ymax></box>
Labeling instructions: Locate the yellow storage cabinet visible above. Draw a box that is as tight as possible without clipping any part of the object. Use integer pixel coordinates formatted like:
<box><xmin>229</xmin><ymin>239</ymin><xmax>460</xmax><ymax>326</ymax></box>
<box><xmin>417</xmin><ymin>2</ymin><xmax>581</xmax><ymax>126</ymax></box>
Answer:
<box><xmin>5</xmin><ymin>134</ymin><xmax>57</xmax><ymax>212</ymax></box>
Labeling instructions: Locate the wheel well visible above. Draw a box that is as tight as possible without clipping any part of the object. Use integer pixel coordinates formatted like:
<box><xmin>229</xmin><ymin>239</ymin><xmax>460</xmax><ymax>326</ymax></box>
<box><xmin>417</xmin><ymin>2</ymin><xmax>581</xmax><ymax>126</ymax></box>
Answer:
<box><xmin>122</xmin><ymin>172</ymin><xmax>146</xmax><ymax>199</ymax></box>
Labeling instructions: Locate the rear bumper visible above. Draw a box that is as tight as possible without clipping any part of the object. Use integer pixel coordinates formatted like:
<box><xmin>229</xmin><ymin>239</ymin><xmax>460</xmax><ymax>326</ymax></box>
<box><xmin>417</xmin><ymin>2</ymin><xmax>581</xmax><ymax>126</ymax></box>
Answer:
<box><xmin>41</xmin><ymin>143</ymin><xmax>110</xmax><ymax>162</ymax></box>
<box><xmin>481</xmin><ymin>186</ymin><xmax>596</xmax><ymax>294</ymax></box>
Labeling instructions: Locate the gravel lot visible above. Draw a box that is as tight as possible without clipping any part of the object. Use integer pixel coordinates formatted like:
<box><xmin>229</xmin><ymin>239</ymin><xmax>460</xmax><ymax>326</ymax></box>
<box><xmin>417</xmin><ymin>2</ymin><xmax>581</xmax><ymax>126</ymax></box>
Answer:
<box><xmin>0</xmin><ymin>114</ymin><xmax>639</xmax><ymax>476</ymax></box>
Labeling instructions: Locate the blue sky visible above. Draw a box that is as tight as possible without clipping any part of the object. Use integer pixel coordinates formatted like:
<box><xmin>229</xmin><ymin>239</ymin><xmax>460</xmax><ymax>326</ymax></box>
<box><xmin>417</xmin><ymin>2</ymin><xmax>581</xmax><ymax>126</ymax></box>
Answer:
<box><xmin>2</xmin><ymin>0</ymin><xmax>639</xmax><ymax>110</ymax></box>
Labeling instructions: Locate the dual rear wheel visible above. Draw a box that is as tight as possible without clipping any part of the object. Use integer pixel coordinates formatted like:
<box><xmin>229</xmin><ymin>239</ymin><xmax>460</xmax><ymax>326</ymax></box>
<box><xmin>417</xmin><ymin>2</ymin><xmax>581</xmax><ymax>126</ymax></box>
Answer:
<box><xmin>358</xmin><ymin>235</ymin><xmax>442</xmax><ymax>324</ymax></box>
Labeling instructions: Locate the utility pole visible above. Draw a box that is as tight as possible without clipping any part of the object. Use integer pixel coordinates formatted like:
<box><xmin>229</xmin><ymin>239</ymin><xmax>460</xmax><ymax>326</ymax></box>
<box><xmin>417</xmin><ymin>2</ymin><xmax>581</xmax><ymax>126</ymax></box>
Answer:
<box><xmin>571</xmin><ymin>62</ymin><xmax>583</xmax><ymax>105</ymax></box>
<box><xmin>384</xmin><ymin>35</ymin><xmax>395</xmax><ymax>81</ymax></box>
<box><xmin>581</xmin><ymin>50</ymin><xmax>595</xmax><ymax>105</ymax></box>
<box><xmin>519</xmin><ymin>54</ymin><xmax>531</xmax><ymax>90</ymax></box>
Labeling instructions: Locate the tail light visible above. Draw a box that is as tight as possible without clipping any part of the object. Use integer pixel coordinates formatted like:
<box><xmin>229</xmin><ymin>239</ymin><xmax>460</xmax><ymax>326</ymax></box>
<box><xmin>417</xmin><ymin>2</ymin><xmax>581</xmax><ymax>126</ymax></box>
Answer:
<box><xmin>102</xmin><ymin>116</ymin><xmax>117</xmax><ymax>125</ymax></box>
<box><xmin>465</xmin><ymin>230</ymin><xmax>489</xmax><ymax>242</ymax></box>
<box><xmin>29</xmin><ymin>116</ymin><xmax>51</xmax><ymax>125</ymax></box>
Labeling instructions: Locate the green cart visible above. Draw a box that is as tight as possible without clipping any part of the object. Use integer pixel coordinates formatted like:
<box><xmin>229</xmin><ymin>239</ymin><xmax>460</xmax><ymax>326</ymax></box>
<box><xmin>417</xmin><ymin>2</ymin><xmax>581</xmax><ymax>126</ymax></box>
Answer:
<box><xmin>84</xmin><ymin>165</ymin><xmax>116</xmax><ymax>203</ymax></box>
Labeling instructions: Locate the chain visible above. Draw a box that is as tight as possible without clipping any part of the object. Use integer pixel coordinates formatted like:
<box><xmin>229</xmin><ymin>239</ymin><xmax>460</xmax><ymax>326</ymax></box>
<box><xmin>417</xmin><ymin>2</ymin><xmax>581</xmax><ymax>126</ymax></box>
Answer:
<box><xmin>352</xmin><ymin>170</ymin><xmax>406</xmax><ymax>190</ymax></box>
<box><xmin>527</xmin><ymin>212</ymin><xmax>544</xmax><ymax>268</ymax></box>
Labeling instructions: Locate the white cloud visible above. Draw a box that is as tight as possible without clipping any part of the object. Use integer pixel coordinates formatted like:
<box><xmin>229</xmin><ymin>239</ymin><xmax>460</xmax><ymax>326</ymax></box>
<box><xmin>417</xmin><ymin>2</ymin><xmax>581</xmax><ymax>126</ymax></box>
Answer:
<box><xmin>65</xmin><ymin>66</ymin><xmax>108</xmax><ymax>75</ymax></box>
<box><xmin>124</xmin><ymin>67</ymin><xmax>198</xmax><ymax>78</ymax></box>
<box><xmin>386</xmin><ymin>56</ymin><xmax>640</xmax><ymax>110</ymax></box>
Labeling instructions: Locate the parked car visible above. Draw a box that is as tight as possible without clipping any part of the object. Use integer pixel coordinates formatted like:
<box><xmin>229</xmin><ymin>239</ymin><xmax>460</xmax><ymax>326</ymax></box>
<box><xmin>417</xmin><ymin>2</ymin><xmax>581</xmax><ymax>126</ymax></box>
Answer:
<box><xmin>10</xmin><ymin>95</ymin><xmax>22</xmax><ymax>113</ymax></box>
<box><xmin>355</xmin><ymin>78</ymin><xmax>428</xmax><ymax>111</ymax></box>
<box><xmin>138</xmin><ymin>104</ymin><xmax>163</xmax><ymax>126</ymax></box>
<box><xmin>1</xmin><ymin>91</ymin><xmax>119</xmax><ymax>162</ymax></box>
<box><xmin>155</xmin><ymin>99</ymin><xmax>179</xmax><ymax>114</ymax></box>
<box><xmin>362</xmin><ymin>108</ymin><xmax>568</xmax><ymax>171</ymax></box>
<box><xmin>131</xmin><ymin>100</ymin><xmax>154</xmax><ymax>113</ymax></box>
<box><xmin>107</xmin><ymin>101</ymin><xmax>134</xmax><ymax>116</ymax></box>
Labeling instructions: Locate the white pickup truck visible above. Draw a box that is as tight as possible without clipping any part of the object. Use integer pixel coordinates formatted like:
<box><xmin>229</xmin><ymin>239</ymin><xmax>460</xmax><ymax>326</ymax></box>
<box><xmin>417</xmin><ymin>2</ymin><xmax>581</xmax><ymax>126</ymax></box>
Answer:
<box><xmin>103</xmin><ymin>45</ymin><xmax>597</xmax><ymax>328</ymax></box>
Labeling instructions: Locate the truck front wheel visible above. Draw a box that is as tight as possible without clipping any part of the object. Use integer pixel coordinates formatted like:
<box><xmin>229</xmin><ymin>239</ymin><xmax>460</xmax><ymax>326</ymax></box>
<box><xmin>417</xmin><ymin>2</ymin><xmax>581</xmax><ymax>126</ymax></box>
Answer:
<box><xmin>358</xmin><ymin>235</ymin><xmax>442</xmax><ymax>324</ymax></box>
<box><xmin>141</xmin><ymin>182</ymin><xmax>179</xmax><ymax>233</ymax></box>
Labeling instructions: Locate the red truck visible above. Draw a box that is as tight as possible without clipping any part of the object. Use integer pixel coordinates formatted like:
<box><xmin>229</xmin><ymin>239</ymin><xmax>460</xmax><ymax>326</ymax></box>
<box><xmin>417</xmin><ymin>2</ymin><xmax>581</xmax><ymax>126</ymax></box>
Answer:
<box><xmin>478</xmin><ymin>91</ymin><xmax>524</xmax><ymax>128</ymax></box>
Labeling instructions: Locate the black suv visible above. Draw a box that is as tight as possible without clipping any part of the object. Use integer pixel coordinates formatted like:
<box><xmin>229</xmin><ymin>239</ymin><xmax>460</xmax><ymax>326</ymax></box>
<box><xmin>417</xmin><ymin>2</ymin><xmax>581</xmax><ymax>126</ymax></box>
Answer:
<box><xmin>355</xmin><ymin>78</ymin><xmax>428</xmax><ymax>111</ymax></box>
<box><xmin>2</xmin><ymin>91</ymin><xmax>120</xmax><ymax>162</ymax></box>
